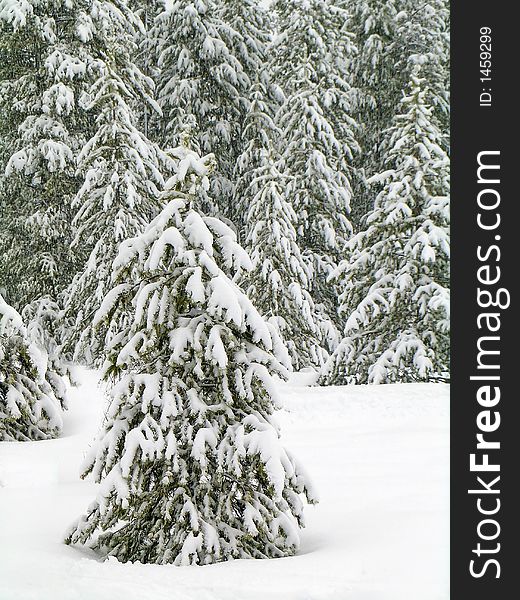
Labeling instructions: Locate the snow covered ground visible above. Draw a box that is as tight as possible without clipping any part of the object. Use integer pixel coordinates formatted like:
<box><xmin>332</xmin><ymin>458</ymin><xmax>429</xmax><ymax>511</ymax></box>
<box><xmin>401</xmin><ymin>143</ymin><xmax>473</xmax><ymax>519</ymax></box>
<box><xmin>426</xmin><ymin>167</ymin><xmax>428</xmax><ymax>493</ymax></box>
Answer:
<box><xmin>0</xmin><ymin>369</ymin><xmax>449</xmax><ymax>600</ymax></box>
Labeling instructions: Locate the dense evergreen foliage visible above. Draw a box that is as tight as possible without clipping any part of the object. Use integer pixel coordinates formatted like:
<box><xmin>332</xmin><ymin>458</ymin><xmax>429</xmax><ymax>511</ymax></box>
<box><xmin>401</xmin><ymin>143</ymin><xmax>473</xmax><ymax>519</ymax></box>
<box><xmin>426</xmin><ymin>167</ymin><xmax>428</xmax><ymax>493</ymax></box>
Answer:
<box><xmin>272</xmin><ymin>0</ymin><xmax>358</xmax><ymax>321</ymax></box>
<box><xmin>63</xmin><ymin>60</ymin><xmax>166</xmax><ymax>365</ymax></box>
<box><xmin>1</xmin><ymin>294</ymin><xmax>64</xmax><ymax>441</ymax></box>
<box><xmin>0</xmin><ymin>0</ymin><xmax>449</xmax><ymax>563</ymax></box>
<box><xmin>237</xmin><ymin>88</ymin><xmax>324</xmax><ymax>368</ymax></box>
<box><xmin>0</xmin><ymin>0</ymin><xmax>100</xmax><ymax>307</ymax></box>
<box><xmin>153</xmin><ymin>0</ymin><xmax>270</xmax><ymax>217</ymax></box>
<box><xmin>322</xmin><ymin>70</ymin><xmax>449</xmax><ymax>384</ymax></box>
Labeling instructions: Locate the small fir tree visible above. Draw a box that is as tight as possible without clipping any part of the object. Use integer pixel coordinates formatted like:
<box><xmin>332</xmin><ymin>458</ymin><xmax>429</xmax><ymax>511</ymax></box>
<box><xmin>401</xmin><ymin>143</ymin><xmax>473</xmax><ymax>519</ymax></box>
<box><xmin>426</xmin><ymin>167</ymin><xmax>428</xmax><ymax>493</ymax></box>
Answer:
<box><xmin>22</xmin><ymin>296</ymin><xmax>69</xmax><ymax>407</ymax></box>
<box><xmin>65</xmin><ymin>152</ymin><xmax>317</xmax><ymax>563</ymax></box>
<box><xmin>1</xmin><ymin>294</ymin><xmax>64</xmax><ymax>441</ymax></box>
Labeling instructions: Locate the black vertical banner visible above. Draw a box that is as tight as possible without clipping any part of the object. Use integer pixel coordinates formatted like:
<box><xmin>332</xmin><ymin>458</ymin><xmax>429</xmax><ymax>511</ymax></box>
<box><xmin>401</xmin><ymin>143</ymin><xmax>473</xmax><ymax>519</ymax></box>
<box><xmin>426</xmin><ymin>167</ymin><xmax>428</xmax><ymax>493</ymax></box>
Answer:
<box><xmin>452</xmin><ymin>1</ymin><xmax>517</xmax><ymax>597</ymax></box>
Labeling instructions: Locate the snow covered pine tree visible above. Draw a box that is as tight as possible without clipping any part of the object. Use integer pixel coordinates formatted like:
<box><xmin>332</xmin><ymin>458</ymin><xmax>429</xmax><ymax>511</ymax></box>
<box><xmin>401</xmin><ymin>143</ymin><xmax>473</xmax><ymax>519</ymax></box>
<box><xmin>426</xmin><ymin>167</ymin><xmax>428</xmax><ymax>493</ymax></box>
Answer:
<box><xmin>220</xmin><ymin>0</ymin><xmax>275</xmax><ymax>227</ymax></box>
<box><xmin>394</xmin><ymin>0</ymin><xmax>450</xmax><ymax>141</ymax></box>
<box><xmin>346</xmin><ymin>0</ymin><xmax>450</xmax><ymax>224</ymax></box>
<box><xmin>65</xmin><ymin>151</ymin><xmax>317</xmax><ymax>564</ymax></box>
<box><xmin>0</xmin><ymin>0</ymin><xmax>101</xmax><ymax>307</ymax></box>
<box><xmin>153</xmin><ymin>0</ymin><xmax>254</xmax><ymax>217</ymax></box>
<box><xmin>346</xmin><ymin>0</ymin><xmax>401</xmax><ymax>223</ymax></box>
<box><xmin>63</xmin><ymin>64</ymin><xmax>166</xmax><ymax>365</ymax></box>
<box><xmin>236</xmin><ymin>83</ymin><xmax>323</xmax><ymax>370</ymax></box>
<box><xmin>323</xmin><ymin>69</ymin><xmax>450</xmax><ymax>385</ymax></box>
<box><xmin>272</xmin><ymin>0</ymin><xmax>359</xmax><ymax>356</ymax></box>
<box><xmin>63</xmin><ymin>1</ymin><xmax>167</xmax><ymax>366</ymax></box>
<box><xmin>0</xmin><ymin>294</ymin><xmax>64</xmax><ymax>441</ymax></box>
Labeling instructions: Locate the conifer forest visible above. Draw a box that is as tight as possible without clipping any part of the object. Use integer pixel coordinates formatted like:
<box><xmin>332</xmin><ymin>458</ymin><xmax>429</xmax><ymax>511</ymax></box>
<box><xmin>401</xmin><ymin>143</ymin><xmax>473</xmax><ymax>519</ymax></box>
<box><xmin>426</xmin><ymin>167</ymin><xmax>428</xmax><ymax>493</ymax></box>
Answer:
<box><xmin>0</xmin><ymin>0</ymin><xmax>449</xmax><ymax>593</ymax></box>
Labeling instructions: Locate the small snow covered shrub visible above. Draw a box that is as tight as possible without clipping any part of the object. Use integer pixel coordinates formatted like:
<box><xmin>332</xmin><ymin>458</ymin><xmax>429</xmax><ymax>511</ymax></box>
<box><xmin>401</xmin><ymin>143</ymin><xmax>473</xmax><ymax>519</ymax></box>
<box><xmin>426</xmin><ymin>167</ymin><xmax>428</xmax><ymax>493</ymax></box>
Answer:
<box><xmin>65</xmin><ymin>152</ymin><xmax>317</xmax><ymax>565</ymax></box>
<box><xmin>0</xmin><ymin>295</ymin><xmax>64</xmax><ymax>441</ymax></box>
<box><xmin>22</xmin><ymin>296</ymin><xmax>69</xmax><ymax>408</ymax></box>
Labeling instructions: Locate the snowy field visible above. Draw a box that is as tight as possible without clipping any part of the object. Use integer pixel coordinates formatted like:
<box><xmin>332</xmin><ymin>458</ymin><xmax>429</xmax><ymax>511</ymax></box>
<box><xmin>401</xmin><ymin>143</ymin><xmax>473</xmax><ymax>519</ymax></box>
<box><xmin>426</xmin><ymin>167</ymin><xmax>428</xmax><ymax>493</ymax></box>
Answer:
<box><xmin>0</xmin><ymin>369</ymin><xmax>449</xmax><ymax>600</ymax></box>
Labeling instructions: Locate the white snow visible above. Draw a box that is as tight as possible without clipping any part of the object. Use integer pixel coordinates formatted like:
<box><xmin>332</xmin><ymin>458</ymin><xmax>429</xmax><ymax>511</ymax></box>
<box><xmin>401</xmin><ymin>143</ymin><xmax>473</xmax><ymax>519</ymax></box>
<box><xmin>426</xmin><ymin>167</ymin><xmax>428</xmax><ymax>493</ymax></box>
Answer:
<box><xmin>0</xmin><ymin>369</ymin><xmax>449</xmax><ymax>600</ymax></box>
<box><xmin>0</xmin><ymin>295</ymin><xmax>23</xmax><ymax>334</ymax></box>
